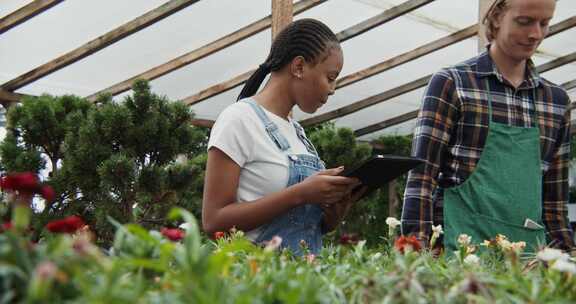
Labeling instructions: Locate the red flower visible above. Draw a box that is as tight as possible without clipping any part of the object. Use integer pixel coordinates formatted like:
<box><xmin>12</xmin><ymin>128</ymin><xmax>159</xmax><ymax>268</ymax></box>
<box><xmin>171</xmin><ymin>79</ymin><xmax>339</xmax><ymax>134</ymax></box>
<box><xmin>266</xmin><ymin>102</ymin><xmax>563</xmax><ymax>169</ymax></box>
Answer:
<box><xmin>1</xmin><ymin>172</ymin><xmax>38</xmax><ymax>192</ymax></box>
<box><xmin>214</xmin><ymin>231</ymin><xmax>225</xmax><ymax>240</ymax></box>
<box><xmin>40</xmin><ymin>186</ymin><xmax>56</xmax><ymax>202</ymax></box>
<box><xmin>161</xmin><ymin>228</ymin><xmax>185</xmax><ymax>242</ymax></box>
<box><xmin>0</xmin><ymin>172</ymin><xmax>56</xmax><ymax>201</ymax></box>
<box><xmin>394</xmin><ymin>235</ymin><xmax>422</xmax><ymax>254</ymax></box>
<box><xmin>339</xmin><ymin>233</ymin><xmax>360</xmax><ymax>246</ymax></box>
<box><xmin>0</xmin><ymin>222</ymin><xmax>12</xmax><ymax>233</ymax></box>
<box><xmin>46</xmin><ymin>216</ymin><xmax>85</xmax><ymax>234</ymax></box>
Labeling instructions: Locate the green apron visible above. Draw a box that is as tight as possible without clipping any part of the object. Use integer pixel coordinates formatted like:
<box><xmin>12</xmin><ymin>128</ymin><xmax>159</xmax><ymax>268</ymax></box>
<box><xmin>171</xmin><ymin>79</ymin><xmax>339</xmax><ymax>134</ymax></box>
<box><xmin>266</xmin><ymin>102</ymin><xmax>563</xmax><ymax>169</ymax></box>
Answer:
<box><xmin>443</xmin><ymin>81</ymin><xmax>546</xmax><ymax>253</ymax></box>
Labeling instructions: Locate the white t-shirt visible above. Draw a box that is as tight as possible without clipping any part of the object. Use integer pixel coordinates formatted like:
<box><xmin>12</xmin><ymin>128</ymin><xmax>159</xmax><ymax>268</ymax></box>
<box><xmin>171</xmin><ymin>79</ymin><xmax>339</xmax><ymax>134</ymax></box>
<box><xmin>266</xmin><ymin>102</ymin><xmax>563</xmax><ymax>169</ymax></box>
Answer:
<box><xmin>207</xmin><ymin>100</ymin><xmax>314</xmax><ymax>240</ymax></box>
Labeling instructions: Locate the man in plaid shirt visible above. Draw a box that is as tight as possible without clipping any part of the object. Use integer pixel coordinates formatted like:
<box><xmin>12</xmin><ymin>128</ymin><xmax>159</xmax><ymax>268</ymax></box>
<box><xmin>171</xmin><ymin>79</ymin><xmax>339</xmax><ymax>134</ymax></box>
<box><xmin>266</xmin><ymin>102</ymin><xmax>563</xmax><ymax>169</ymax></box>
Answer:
<box><xmin>402</xmin><ymin>0</ymin><xmax>574</xmax><ymax>253</ymax></box>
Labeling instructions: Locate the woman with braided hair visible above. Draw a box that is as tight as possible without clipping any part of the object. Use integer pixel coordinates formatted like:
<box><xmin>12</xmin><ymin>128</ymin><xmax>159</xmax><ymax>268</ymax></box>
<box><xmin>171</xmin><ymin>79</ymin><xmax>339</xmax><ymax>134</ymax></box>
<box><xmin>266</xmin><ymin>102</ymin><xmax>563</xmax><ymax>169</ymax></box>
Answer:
<box><xmin>202</xmin><ymin>18</ymin><xmax>365</xmax><ymax>255</ymax></box>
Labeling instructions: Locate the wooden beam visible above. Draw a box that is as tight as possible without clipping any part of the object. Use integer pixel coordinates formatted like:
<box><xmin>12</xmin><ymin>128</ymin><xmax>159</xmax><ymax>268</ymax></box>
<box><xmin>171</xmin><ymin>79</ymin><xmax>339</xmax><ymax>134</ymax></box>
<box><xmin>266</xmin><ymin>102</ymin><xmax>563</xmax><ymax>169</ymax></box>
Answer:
<box><xmin>272</xmin><ymin>0</ymin><xmax>293</xmax><ymax>39</ymax></box>
<box><xmin>190</xmin><ymin>118</ymin><xmax>214</xmax><ymax>128</ymax></box>
<box><xmin>0</xmin><ymin>89</ymin><xmax>25</xmax><ymax>107</ymax></box>
<box><xmin>182</xmin><ymin>0</ymin><xmax>434</xmax><ymax>106</ymax></box>
<box><xmin>536</xmin><ymin>51</ymin><xmax>576</xmax><ymax>74</ymax></box>
<box><xmin>562</xmin><ymin>79</ymin><xmax>576</xmax><ymax>92</ymax></box>
<box><xmin>301</xmin><ymin>75</ymin><xmax>430</xmax><ymax>127</ymax></box>
<box><xmin>355</xmin><ymin>110</ymin><xmax>418</xmax><ymax>137</ymax></box>
<box><xmin>0</xmin><ymin>0</ymin><xmax>63</xmax><ymax>35</ymax></box>
<box><xmin>300</xmin><ymin>17</ymin><xmax>576</xmax><ymax>127</ymax></box>
<box><xmin>87</xmin><ymin>0</ymin><xmax>325</xmax><ymax>101</ymax></box>
<box><xmin>336</xmin><ymin>24</ymin><xmax>478</xmax><ymax>90</ymax></box>
<box><xmin>547</xmin><ymin>16</ymin><xmax>576</xmax><ymax>36</ymax></box>
<box><xmin>334</xmin><ymin>0</ymin><xmax>433</xmax><ymax>42</ymax></box>
<box><xmin>1</xmin><ymin>0</ymin><xmax>201</xmax><ymax>92</ymax></box>
<box><xmin>354</xmin><ymin>52</ymin><xmax>576</xmax><ymax>137</ymax></box>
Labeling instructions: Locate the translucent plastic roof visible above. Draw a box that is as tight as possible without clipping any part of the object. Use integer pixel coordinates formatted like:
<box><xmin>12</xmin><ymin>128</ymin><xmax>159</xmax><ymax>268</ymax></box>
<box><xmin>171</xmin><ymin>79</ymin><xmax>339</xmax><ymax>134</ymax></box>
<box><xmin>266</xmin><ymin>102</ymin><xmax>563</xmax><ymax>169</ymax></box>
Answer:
<box><xmin>1</xmin><ymin>0</ymin><xmax>575</xmax><ymax>141</ymax></box>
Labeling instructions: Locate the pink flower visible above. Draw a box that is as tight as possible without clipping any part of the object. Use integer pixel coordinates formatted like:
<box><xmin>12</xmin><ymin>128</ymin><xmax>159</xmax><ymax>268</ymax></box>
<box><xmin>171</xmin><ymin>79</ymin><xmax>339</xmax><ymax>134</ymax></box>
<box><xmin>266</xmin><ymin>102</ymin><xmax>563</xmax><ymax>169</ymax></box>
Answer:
<box><xmin>161</xmin><ymin>228</ymin><xmax>185</xmax><ymax>241</ymax></box>
<box><xmin>46</xmin><ymin>216</ymin><xmax>85</xmax><ymax>234</ymax></box>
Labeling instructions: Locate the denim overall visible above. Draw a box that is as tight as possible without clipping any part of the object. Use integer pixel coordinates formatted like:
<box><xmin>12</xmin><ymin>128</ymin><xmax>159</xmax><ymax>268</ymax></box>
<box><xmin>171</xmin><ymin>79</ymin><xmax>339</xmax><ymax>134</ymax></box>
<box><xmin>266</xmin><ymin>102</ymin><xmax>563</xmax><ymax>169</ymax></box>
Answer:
<box><xmin>244</xmin><ymin>99</ymin><xmax>325</xmax><ymax>255</ymax></box>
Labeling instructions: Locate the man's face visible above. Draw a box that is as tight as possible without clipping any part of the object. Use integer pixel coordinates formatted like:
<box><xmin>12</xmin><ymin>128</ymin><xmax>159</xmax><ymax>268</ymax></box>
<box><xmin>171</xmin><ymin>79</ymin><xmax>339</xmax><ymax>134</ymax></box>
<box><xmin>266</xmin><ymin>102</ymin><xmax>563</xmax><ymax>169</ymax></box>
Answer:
<box><xmin>493</xmin><ymin>0</ymin><xmax>556</xmax><ymax>62</ymax></box>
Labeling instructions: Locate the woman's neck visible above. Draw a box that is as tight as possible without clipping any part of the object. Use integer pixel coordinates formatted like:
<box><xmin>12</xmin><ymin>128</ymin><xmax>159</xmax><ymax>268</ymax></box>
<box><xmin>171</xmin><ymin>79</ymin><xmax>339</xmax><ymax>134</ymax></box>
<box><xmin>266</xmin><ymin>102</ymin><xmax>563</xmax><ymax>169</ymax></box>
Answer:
<box><xmin>253</xmin><ymin>74</ymin><xmax>294</xmax><ymax>120</ymax></box>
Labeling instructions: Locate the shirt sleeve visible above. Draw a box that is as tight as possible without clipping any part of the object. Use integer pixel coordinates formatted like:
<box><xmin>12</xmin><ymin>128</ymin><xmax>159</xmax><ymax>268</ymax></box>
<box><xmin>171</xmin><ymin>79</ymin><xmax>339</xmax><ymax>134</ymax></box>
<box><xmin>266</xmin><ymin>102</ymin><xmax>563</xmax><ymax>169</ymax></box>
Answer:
<box><xmin>401</xmin><ymin>69</ymin><xmax>460</xmax><ymax>242</ymax></box>
<box><xmin>207</xmin><ymin>105</ymin><xmax>254</xmax><ymax>167</ymax></box>
<box><xmin>542</xmin><ymin>90</ymin><xmax>575</xmax><ymax>251</ymax></box>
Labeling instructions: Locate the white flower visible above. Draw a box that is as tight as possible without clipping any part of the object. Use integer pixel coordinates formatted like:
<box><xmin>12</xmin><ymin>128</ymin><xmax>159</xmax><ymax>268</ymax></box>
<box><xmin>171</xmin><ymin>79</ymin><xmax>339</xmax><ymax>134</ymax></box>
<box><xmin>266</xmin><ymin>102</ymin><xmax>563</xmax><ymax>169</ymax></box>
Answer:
<box><xmin>536</xmin><ymin>248</ymin><xmax>570</xmax><ymax>262</ymax></box>
<box><xmin>371</xmin><ymin>252</ymin><xmax>382</xmax><ymax>260</ymax></box>
<box><xmin>495</xmin><ymin>234</ymin><xmax>507</xmax><ymax>244</ymax></box>
<box><xmin>463</xmin><ymin>254</ymin><xmax>480</xmax><ymax>266</ymax></box>
<box><xmin>264</xmin><ymin>236</ymin><xmax>283</xmax><ymax>252</ymax></box>
<box><xmin>178</xmin><ymin>223</ymin><xmax>192</xmax><ymax>231</ymax></box>
<box><xmin>498</xmin><ymin>239</ymin><xmax>512</xmax><ymax>251</ymax></box>
<box><xmin>551</xmin><ymin>259</ymin><xmax>576</xmax><ymax>274</ymax></box>
<box><xmin>385</xmin><ymin>217</ymin><xmax>401</xmax><ymax>229</ymax></box>
<box><xmin>432</xmin><ymin>225</ymin><xmax>443</xmax><ymax>235</ymax></box>
<box><xmin>457</xmin><ymin>234</ymin><xmax>471</xmax><ymax>247</ymax></box>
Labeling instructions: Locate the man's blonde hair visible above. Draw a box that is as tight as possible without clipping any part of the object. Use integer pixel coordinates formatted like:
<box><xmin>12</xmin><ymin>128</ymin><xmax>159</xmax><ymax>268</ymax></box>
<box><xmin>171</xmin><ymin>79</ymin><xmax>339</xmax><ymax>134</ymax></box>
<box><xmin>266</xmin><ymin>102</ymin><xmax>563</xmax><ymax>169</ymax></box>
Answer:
<box><xmin>483</xmin><ymin>0</ymin><xmax>509</xmax><ymax>42</ymax></box>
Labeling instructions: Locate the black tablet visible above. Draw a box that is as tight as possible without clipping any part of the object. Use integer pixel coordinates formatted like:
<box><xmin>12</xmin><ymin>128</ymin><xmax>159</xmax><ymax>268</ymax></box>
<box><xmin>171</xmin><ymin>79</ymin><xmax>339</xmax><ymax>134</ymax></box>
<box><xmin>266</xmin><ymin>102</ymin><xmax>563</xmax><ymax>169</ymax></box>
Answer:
<box><xmin>341</xmin><ymin>154</ymin><xmax>425</xmax><ymax>190</ymax></box>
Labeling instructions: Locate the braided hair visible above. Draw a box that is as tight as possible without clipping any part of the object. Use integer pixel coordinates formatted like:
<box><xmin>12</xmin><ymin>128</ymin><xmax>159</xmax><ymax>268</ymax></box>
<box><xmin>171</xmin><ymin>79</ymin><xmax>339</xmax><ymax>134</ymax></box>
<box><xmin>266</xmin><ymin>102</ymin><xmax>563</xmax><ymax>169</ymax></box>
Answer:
<box><xmin>237</xmin><ymin>18</ymin><xmax>340</xmax><ymax>101</ymax></box>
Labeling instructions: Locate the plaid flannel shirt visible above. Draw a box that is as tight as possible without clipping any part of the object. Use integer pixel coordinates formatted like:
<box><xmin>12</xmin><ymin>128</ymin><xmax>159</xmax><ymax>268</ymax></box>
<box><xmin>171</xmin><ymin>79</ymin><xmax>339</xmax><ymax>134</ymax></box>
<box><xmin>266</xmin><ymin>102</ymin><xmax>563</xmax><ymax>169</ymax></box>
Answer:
<box><xmin>402</xmin><ymin>51</ymin><xmax>575</xmax><ymax>251</ymax></box>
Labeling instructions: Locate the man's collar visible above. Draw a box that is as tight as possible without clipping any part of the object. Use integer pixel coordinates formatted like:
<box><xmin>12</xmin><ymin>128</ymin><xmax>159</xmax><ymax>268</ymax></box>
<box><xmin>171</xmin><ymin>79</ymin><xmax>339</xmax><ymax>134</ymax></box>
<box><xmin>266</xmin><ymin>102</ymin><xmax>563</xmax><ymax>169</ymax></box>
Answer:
<box><xmin>476</xmin><ymin>45</ymin><xmax>542</xmax><ymax>88</ymax></box>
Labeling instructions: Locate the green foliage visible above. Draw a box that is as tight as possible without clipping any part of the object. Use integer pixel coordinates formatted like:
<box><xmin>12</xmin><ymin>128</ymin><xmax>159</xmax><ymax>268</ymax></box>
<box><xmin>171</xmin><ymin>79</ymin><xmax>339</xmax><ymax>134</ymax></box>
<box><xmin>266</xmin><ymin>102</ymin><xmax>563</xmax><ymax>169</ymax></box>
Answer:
<box><xmin>0</xmin><ymin>80</ymin><xmax>207</xmax><ymax>245</ymax></box>
<box><xmin>372</xmin><ymin>134</ymin><xmax>413</xmax><ymax>156</ymax></box>
<box><xmin>306</xmin><ymin>122</ymin><xmax>372</xmax><ymax>169</ymax></box>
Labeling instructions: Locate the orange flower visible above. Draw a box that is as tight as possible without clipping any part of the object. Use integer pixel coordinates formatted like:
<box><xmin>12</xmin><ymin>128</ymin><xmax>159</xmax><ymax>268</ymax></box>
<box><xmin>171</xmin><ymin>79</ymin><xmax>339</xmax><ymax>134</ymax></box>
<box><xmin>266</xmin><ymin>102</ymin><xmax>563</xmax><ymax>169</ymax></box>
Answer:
<box><xmin>394</xmin><ymin>235</ymin><xmax>422</xmax><ymax>254</ymax></box>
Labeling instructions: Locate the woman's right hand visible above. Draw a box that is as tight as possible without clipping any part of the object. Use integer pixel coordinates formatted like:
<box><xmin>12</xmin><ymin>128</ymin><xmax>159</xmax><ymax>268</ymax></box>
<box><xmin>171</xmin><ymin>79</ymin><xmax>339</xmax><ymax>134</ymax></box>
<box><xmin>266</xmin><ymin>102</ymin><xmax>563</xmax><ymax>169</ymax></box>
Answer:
<box><xmin>294</xmin><ymin>167</ymin><xmax>360</xmax><ymax>205</ymax></box>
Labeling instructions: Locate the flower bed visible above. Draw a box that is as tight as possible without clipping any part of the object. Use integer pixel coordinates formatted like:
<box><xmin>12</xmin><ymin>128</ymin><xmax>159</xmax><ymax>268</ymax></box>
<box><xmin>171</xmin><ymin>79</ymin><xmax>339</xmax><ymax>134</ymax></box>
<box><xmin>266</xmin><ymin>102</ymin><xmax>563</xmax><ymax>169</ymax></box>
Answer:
<box><xmin>1</xmin><ymin>209</ymin><xmax>575</xmax><ymax>303</ymax></box>
<box><xmin>1</xmin><ymin>173</ymin><xmax>575</xmax><ymax>303</ymax></box>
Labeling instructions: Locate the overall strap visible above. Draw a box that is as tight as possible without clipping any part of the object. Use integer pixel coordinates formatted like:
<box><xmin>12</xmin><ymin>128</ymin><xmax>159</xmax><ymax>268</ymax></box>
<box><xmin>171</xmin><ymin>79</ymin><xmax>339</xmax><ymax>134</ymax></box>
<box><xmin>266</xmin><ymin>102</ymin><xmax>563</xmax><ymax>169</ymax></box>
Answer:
<box><xmin>243</xmin><ymin>99</ymin><xmax>291</xmax><ymax>151</ymax></box>
<box><xmin>291</xmin><ymin>120</ymin><xmax>319</xmax><ymax>156</ymax></box>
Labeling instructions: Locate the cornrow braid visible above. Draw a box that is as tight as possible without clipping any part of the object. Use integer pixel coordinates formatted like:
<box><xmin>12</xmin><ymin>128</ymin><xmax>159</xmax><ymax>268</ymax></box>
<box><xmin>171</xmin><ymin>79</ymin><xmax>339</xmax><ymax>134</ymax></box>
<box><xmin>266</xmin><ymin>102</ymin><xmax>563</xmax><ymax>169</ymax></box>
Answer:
<box><xmin>237</xmin><ymin>18</ymin><xmax>339</xmax><ymax>101</ymax></box>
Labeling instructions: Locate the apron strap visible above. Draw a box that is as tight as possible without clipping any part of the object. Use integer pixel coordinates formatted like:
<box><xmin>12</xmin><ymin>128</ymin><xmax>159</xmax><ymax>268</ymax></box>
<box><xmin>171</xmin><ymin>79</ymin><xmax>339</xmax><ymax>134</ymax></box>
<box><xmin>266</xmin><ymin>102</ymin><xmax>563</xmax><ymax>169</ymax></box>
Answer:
<box><xmin>484</xmin><ymin>78</ymin><xmax>539</xmax><ymax>128</ymax></box>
